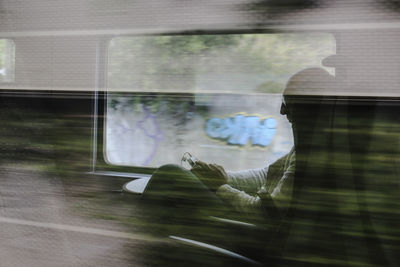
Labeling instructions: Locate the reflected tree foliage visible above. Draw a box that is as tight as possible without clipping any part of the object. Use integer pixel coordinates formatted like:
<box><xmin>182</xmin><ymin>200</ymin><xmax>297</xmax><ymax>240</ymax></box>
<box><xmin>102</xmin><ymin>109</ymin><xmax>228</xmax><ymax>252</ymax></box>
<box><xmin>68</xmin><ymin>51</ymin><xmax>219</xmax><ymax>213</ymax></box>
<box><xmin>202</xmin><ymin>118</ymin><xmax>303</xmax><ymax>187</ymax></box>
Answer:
<box><xmin>239</xmin><ymin>0</ymin><xmax>320</xmax><ymax>17</ymax></box>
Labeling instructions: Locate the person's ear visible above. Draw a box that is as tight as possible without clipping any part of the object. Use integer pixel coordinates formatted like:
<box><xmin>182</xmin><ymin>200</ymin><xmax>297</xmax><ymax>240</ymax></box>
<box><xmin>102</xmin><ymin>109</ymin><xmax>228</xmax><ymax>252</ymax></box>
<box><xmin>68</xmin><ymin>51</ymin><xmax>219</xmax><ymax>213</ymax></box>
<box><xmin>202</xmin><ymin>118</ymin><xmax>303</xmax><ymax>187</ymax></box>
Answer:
<box><xmin>280</xmin><ymin>102</ymin><xmax>287</xmax><ymax>115</ymax></box>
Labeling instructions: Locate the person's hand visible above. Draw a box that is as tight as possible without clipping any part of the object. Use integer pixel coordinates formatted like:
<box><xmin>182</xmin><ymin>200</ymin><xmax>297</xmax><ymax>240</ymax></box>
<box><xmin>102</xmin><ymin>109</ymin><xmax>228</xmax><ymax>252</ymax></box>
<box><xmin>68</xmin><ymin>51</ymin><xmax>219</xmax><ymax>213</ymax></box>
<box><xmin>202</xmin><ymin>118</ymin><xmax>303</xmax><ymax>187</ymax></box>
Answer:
<box><xmin>191</xmin><ymin>161</ymin><xmax>228</xmax><ymax>191</ymax></box>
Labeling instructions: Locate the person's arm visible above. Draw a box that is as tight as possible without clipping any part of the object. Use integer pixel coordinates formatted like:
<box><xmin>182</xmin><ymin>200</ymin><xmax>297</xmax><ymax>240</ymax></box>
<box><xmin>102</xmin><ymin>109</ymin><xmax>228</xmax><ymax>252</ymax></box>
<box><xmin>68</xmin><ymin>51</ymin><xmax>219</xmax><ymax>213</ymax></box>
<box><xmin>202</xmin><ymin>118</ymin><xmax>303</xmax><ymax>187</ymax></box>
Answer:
<box><xmin>215</xmin><ymin>184</ymin><xmax>262</xmax><ymax>213</ymax></box>
<box><xmin>191</xmin><ymin>162</ymin><xmax>269</xmax><ymax>214</ymax></box>
<box><xmin>191</xmin><ymin>161</ymin><xmax>268</xmax><ymax>194</ymax></box>
<box><xmin>226</xmin><ymin>167</ymin><xmax>268</xmax><ymax>194</ymax></box>
<box><xmin>270</xmin><ymin>151</ymin><xmax>295</xmax><ymax>207</ymax></box>
<box><xmin>215</xmin><ymin>167</ymin><xmax>269</xmax><ymax>214</ymax></box>
<box><xmin>191</xmin><ymin>161</ymin><xmax>228</xmax><ymax>191</ymax></box>
<box><xmin>219</xmin><ymin>150</ymin><xmax>296</xmax><ymax>216</ymax></box>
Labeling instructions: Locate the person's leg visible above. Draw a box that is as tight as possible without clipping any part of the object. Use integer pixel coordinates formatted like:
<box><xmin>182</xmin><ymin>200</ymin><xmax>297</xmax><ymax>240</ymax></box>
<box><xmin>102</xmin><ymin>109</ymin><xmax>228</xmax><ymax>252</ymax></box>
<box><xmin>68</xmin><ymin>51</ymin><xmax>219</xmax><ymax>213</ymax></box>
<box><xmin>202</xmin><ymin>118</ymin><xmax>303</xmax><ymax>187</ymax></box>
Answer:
<box><xmin>139</xmin><ymin>165</ymin><xmax>241</xmax><ymax>266</ymax></box>
<box><xmin>142</xmin><ymin>164</ymin><xmax>226</xmax><ymax>218</ymax></box>
<box><xmin>140</xmin><ymin>164</ymin><xmax>269</xmax><ymax>264</ymax></box>
<box><xmin>140</xmin><ymin>164</ymin><xmax>233</xmax><ymax>238</ymax></box>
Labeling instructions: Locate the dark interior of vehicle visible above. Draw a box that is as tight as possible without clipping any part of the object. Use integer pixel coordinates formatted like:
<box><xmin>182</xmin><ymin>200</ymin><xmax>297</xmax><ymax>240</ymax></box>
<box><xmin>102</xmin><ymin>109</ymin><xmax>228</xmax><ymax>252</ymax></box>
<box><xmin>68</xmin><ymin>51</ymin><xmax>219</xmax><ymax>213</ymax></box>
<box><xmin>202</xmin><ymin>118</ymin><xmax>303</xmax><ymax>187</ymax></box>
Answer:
<box><xmin>0</xmin><ymin>1</ymin><xmax>398</xmax><ymax>266</ymax></box>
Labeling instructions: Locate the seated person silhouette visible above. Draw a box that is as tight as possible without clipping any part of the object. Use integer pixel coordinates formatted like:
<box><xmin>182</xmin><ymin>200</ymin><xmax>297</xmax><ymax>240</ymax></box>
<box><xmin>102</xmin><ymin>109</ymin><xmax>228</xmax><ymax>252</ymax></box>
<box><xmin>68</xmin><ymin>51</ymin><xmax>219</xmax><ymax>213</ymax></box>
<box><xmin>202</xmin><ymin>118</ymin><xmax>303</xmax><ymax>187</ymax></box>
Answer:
<box><xmin>141</xmin><ymin>68</ymin><xmax>334</xmax><ymax>227</ymax></box>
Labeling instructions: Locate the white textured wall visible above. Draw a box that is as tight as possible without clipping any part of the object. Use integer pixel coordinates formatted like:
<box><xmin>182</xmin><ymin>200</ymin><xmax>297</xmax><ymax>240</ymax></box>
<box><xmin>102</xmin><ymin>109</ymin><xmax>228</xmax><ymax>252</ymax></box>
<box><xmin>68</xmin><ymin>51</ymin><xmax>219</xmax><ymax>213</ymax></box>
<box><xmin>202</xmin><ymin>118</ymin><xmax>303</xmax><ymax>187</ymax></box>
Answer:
<box><xmin>0</xmin><ymin>0</ymin><xmax>398</xmax><ymax>96</ymax></box>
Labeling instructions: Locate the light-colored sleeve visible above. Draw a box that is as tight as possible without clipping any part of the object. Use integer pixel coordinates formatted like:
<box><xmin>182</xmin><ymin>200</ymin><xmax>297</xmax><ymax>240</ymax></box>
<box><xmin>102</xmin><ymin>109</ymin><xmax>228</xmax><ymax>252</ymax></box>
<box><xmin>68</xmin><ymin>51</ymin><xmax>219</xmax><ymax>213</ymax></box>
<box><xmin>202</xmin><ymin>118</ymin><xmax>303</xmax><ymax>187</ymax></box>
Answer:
<box><xmin>216</xmin><ymin>184</ymin><xmax>261</xmax><ymax>213</ymax></box>
<box><xmin>226</xmin><ymin>167</ymin><xmax>268</xmax><ymax>194</ymax></box>
<box><xmin>214</xmin><ymin>166</ymin><xmax>267</xmax><ymax>214</ymax></box>
<box><xmin>217</xmin><ymin>149</ymin><xmax>296</xmax><ymax>214</ymax></box>
<box><xmin>270</xmin><ymin>151</ymin><xmax>295</xmax><ymax>210</ymax></box>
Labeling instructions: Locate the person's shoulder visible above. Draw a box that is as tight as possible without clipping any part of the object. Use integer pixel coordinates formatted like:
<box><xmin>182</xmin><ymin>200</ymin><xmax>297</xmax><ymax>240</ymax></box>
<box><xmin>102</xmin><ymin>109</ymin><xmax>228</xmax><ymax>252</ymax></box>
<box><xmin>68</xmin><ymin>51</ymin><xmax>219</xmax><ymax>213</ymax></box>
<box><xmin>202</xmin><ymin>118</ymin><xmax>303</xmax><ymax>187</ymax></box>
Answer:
<box><xmin>272</xmin><ymin>149</ymin><xmax>294</xmax><ymax>166</ymax></box>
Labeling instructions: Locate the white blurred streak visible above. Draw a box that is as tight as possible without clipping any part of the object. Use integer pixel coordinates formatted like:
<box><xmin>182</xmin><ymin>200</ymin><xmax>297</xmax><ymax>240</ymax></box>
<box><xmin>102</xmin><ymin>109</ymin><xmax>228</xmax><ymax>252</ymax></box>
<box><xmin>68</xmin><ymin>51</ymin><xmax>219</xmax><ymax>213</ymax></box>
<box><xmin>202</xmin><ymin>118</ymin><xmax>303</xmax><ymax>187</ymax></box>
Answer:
<box><xmin>0</xmin><ymin>216</ymin><xmax>164</xmax><ymax>243</ymax></box>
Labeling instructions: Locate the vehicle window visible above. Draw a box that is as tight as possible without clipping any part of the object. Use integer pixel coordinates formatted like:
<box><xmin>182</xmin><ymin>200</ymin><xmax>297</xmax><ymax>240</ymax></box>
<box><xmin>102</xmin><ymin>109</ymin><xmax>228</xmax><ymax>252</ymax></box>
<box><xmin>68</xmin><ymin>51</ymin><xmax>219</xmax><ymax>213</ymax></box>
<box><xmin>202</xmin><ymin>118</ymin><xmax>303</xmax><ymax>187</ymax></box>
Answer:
<box><xmin>0</xmin><ymin>39</ymin><xmax>15</xmax><ymax>83</ymax></box>
<box><xmin>105</xmin><ymin>33</ymin><xmax>335</xmax><ymax>169</ymax></box>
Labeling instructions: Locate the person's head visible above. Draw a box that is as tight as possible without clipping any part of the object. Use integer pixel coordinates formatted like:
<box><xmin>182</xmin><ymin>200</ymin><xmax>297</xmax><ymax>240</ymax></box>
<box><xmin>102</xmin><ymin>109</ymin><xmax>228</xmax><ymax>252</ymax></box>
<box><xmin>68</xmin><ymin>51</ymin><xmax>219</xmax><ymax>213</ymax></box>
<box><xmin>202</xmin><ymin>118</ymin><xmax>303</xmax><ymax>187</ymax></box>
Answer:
<box><xmin>280</xmin><ymin>68</ymin><xmax>335</xmax><ymax>123</ymax></box>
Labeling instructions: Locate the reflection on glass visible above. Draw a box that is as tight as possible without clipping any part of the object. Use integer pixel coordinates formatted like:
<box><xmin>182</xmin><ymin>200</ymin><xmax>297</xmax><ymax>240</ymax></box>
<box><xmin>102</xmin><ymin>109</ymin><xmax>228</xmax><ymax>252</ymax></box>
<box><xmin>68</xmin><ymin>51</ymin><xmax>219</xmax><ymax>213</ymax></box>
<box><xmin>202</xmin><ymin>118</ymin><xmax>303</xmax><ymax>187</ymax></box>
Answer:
<box><xmin>107</xmin><ymin>34</ymin><xmax>335</xmax><ymax>93</ymax></box>
<box><xmin>106</xmin><ymin>34</ymin><xmax>335</xmax><ymax>169</ymax></box>
<box><xmin>0</xmin><ymin>39</ymin><xmax>15</xmax><ymax>83</ymax></box>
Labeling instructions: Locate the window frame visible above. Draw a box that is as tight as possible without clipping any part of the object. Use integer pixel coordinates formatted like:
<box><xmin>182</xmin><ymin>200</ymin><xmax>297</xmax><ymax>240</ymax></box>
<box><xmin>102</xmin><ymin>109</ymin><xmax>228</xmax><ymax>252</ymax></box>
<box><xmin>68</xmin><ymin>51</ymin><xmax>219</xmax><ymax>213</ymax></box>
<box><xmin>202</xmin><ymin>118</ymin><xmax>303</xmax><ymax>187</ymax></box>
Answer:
<box><xmin>92</xmin><ymin>30</ymin><xmax>337</xmax><ymax>177</ymax></box>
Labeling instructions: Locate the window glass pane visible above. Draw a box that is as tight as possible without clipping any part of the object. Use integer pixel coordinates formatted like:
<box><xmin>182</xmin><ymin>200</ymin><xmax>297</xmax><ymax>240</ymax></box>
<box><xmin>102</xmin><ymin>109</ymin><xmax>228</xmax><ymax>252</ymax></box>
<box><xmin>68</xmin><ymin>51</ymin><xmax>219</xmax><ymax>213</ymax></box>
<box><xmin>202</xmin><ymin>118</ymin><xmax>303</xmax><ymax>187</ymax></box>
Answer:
<box><xmin>106</xmin><ymin>34</ymin><xmax>335</xmax><ymax>169</ymax></box>
<box><xmin>0</xmin><ymin>39</ymin><xmax>15</xmax><ymax>83</ymax></box>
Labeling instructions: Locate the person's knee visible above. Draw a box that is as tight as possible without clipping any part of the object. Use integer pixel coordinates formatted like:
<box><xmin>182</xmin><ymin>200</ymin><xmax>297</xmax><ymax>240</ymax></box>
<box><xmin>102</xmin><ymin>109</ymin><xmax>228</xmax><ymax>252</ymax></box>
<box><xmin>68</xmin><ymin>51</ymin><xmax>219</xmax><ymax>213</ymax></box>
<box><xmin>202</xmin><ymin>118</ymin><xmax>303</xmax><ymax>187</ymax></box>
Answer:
<box><xmin>158</xmin><ymin>164</ymin><xmax>183</xmax><ymax>172</ymax></box>
<box><xmin>144</xmin><ymin>164</ymin><xmax>191</xmax><ymax>197</ymax></box>
<box><xmin>152</xmin><ymin>164</ymin><xmax>187</xmax><ymax>180</ymax></box>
